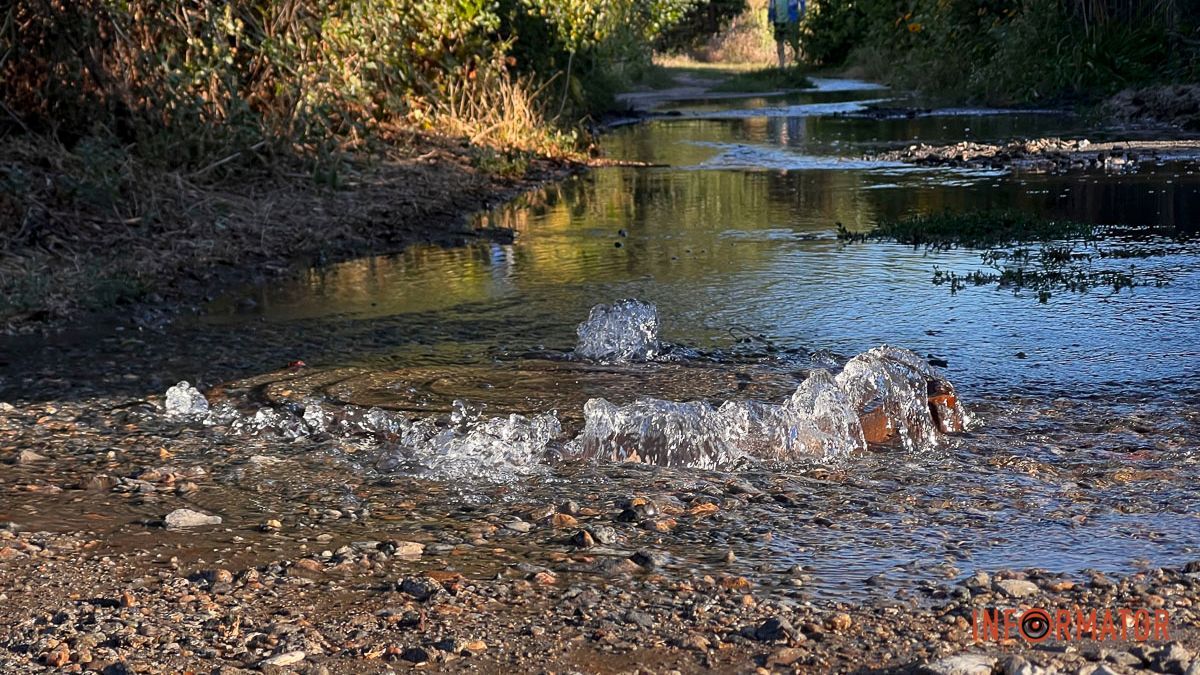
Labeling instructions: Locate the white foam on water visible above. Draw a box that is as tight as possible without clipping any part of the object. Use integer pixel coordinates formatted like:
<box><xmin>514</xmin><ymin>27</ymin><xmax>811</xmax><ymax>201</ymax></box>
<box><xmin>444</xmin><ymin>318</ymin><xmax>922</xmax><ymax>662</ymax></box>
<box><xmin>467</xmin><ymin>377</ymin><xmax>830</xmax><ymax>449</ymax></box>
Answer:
<box><xmin>165</xmin><ymin>381</ymin><xmax>209</xmax><ymax>418</ymax></box>
<box><xmin>576</xmin><ymin>368</ymin><xmax>868</xmax><ymax>469</ymax></box>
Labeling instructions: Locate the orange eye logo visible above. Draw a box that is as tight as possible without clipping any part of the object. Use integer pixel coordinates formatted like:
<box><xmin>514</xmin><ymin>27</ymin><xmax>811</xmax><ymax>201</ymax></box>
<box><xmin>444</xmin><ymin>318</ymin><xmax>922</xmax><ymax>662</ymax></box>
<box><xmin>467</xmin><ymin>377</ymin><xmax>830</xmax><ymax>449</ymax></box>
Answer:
<box><xmin>1019</xmin><ymin>608</ymin><xmax>1051</xmax><ymax>642</ymax></box>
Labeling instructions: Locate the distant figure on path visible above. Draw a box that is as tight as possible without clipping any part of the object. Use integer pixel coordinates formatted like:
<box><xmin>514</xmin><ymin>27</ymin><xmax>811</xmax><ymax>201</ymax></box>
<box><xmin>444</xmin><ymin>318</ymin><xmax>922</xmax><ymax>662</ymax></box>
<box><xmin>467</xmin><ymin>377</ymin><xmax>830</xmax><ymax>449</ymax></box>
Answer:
<box><xmin>768</xmin><ymin>0</ymin><xmax>804</xmax><ymax>68</ymax></box>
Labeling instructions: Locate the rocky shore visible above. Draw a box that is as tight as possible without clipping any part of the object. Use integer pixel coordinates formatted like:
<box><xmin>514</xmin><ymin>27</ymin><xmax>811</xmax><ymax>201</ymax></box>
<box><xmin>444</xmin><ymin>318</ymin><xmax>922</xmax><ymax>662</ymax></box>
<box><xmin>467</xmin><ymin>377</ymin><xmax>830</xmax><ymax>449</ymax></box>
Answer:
<box><xmin>1</xmin><ymin>394</ymin><xmax>1197</xmax><ymax>673</ymax></box>
<box><xmin>868</xmin><ymin>138</ymin><xmax>1200</xmax><ymax>174</ymax></box>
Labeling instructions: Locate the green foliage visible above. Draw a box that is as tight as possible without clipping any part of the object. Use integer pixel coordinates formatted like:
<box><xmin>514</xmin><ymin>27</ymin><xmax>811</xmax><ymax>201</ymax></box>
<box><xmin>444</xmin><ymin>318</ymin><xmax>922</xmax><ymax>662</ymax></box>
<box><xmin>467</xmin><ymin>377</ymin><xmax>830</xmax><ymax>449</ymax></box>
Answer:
<box><xmin>1</xmin><ymin>0</ymin><xmax>508</xmax><ymax>164</ymax></box>
<box><xmin>0</xmin><ymin>0</ymin><xmax>706</xmax><ymax>169</ymax></box>
<box><xmin>471</xmin><ymin>147</ymin><xmax>533</xmax><ymax>179</ymax></box>
<box><xmin>800</xmin><ymin>0</ymin><xmax>1200</xmax><ymax>103</ymax></box>
<box><xmin>656</xmin><ymin>0</ymin><xmax>750</xmax><ymax>53</ymax></box>
<box><xmin>499</xmin><ymin>0</ymin><xmax>702</xmax><ymax>117</ymax></box>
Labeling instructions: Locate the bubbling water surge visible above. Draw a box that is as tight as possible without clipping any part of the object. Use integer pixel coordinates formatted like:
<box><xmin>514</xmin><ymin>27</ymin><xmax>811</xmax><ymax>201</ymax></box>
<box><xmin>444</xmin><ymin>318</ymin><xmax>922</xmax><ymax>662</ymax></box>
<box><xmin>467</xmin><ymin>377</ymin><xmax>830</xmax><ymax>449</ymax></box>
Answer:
<box><xmin>162</xmin><ymin>300</ymin><xmax>968</xmax><ymax>477</ymax></box>
<box><xmin>574</xmin><ymin>299</ymin><xmax>660</xmax><ymax>363</ymax></box>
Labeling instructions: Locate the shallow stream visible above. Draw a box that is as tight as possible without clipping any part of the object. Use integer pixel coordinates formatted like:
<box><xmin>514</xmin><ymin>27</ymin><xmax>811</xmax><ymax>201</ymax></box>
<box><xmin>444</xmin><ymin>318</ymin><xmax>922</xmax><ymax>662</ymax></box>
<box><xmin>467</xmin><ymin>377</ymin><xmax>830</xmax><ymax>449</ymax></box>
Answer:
<box><xmin>6</xmin><ymin>79</ymin><xmax>1200</xmax><ymax>601</ymax></box>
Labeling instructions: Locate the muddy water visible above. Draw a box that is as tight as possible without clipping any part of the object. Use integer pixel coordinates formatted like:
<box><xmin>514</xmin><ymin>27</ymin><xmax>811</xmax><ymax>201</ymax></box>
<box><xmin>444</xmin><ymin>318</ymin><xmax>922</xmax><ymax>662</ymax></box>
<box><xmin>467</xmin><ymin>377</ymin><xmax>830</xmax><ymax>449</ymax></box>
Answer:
<box><xmin>9</xmin><ymin>80</ymin><xmax>1200</xmax><ymax>601</ymax></box>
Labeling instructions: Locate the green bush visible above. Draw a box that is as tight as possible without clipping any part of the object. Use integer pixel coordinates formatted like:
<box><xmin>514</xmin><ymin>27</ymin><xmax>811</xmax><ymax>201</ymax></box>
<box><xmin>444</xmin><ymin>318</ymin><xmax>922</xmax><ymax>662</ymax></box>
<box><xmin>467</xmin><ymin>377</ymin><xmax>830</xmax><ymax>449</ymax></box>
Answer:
<box><xmin>0</xmin><ymin>0</ymin><xmax>704</xmax><ymax>167</ymax></box>
<box><xmin>655</xmin><ymin>0</ymin><xmax>749</xmax><ymax>53</ymax></box>
<box><xmin>799</xmin><ymin>0</ymin><xmax>1200</xmax><ymax>103</ymax></box>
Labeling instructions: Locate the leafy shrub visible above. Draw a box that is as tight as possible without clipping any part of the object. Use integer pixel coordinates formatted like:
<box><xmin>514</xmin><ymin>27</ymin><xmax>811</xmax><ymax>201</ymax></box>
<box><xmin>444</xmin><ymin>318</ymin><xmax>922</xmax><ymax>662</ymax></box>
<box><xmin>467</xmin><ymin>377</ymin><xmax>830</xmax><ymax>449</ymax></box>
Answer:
<box><xmin>799</xmin><ymin>0</ymin><xmax>1200</xmax><ymax>103</ymax></box>
<box><xmin>0</xmin><ymin>0</ymin><xmax>705</xmax><ymax>166</ymax></box>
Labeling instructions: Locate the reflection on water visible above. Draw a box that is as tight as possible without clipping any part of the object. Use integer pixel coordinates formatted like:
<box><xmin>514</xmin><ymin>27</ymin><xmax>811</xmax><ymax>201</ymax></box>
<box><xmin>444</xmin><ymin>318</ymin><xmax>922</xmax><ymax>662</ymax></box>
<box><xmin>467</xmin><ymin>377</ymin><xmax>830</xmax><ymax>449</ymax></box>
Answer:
<box><xmin>206</xmin><ymin>161</ymin><xmax>1200</xmax><ymax>397</ymax></box>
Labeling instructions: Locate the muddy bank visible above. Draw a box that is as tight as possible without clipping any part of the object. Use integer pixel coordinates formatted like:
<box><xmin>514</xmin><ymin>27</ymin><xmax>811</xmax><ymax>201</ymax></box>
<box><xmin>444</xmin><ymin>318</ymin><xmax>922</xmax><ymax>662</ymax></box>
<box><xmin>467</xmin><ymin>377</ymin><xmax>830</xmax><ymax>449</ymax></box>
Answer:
<box><xmin>1108</xmin><ymin>86</ymin><xmax>1200</xmax><ymax>131</ymax></box>
<box><xmin>0</xmin><ymin>132</ymin><xmax>582</xmax><ymax>333</ymax></box>
<box><xmin>869</xmin><ymin>138</ymin><xmax>1200</xmax><ymax>173</ymax></box>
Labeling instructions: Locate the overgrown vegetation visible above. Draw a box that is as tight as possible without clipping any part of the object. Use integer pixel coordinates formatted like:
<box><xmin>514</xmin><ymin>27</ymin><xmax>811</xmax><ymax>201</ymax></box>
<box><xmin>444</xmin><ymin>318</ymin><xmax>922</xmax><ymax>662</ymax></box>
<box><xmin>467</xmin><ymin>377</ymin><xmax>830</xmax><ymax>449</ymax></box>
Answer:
<box><xmin>801</xmin><ymin>0</ymin><xmax>1200</xmax><ymax>104</ymax></box>
<box><xmin>840</xmin><ymin>210</ymin><xmax>1187</xmax><ymax>302</ymax></box>
<box><xmin>657</xmin><ymin>0</ymin><xmax>778</xmax><ymax>64</ymax></box>
<box><xmin>0</xmin><ymin>0</ymin><xmax>716</xmax><ymax>324</ymax></box>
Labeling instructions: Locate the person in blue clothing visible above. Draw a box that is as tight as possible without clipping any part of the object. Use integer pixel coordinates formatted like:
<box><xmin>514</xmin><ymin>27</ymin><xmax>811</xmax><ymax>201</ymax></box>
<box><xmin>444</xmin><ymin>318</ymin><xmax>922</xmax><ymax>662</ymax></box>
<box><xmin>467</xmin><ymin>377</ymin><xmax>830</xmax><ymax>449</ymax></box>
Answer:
<box><xmin>768</xmin><ymin>0</ymin><xmax>804</xmax><ymax>68</ymax></box>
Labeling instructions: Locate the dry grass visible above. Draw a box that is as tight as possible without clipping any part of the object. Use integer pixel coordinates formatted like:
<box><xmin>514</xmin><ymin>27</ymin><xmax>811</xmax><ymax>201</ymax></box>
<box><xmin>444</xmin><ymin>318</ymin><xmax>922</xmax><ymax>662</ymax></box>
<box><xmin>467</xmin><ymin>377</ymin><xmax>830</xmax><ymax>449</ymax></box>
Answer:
<box><xmin>670</xmin><ymin>0</ymin><xmax>776</xmax><ymax>66</ymax></box>
<box><xmin>429</xmin><ymin>67</ymin><xmax>579</xmax><ymax>158</ymax></box>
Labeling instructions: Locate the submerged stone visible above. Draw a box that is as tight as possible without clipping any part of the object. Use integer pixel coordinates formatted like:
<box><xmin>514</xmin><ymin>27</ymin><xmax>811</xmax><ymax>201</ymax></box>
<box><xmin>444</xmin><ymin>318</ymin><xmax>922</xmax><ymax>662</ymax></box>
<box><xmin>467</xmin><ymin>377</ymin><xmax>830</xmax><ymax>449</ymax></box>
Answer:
<box><xmin>574</xmin><ymin>346</ymin><xmax>964</xmax><ymax>468</ymax></box>
<box><xmin>164</xmin><ymin>508</ymin><xmax>222</xmax><ymax>529</ymax></box>
<box><xmin>835</xmin><ymin>345</ymin><xmax>967</xmax><ymax>450</ymax></box>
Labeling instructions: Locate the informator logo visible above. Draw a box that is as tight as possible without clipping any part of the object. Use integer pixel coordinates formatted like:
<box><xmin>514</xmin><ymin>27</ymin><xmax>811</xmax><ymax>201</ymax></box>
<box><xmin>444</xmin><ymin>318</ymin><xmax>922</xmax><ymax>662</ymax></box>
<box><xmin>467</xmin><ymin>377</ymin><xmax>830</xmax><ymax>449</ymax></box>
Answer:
<box><xmin>973</xmin><ymin>607</ymin><xmax>1170</xmax><ymax>643</ymax></box>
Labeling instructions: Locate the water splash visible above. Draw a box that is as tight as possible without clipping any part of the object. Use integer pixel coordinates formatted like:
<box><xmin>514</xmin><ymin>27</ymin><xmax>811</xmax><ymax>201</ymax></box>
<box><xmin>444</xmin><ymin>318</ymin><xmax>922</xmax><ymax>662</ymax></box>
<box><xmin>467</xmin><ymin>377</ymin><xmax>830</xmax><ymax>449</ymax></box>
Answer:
<box><xmin>230</xmin><ymin>408</ymin><xmax>307</xmax><ymax>439</ymax></box>
<box><xmin>167</xmin><ymin>383</ymin><xmax>562</xmax><ymax>480</ymax></box>
<box><xmin>834</xmin><ymin>345</ymin><xmax>966</xmax><ymax>450</ymax></box>
<box><xmin>761</xmin><ymin>368</ymin><xmax>866</xmax><ymax>459</ymax></box>
<box><xmin>165</xmin><ymin>328</ymin><xmax>965</xmax><ymax>475</ymax></box>
<box><xmin>574</xmin><ymin>299</ymin><xmax>660</xmax><ymax>363</ymax></box>
<box><xmin>164</xmin><ymin>381</ymin><xmax>209</xmax><ymax>418</ymax></box>
<box><xmin>375</xmin><ymin>405</ymin><xmax>563</xmax><ymax>481</ymax></box>
<box><xmin>575</xmin><ymin>369</ymin><xmax>867</xmax><ymax>469</ymax></box>
<box><xmin>576</xmin><ymin>397</ymin><xmax>739</xmax><ymax>469</ymax></box>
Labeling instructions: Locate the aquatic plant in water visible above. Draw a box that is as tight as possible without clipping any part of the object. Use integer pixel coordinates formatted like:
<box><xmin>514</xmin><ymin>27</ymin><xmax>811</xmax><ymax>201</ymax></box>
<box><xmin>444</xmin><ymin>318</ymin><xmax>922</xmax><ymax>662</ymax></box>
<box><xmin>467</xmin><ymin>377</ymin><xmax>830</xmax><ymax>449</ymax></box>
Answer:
<box><xmin>841</xmin><ymin>211</ymin><xmax>1185</xmax><ymax>302</ymax></box>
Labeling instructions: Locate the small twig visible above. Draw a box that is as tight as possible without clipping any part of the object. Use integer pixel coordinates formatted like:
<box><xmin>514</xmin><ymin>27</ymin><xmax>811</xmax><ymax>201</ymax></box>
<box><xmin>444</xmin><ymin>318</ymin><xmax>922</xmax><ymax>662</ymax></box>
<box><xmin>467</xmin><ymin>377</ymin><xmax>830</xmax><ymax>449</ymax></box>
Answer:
<box><xmin>556</xmin><ymin>50</ymin><xmax>576</xmax><ymax>121</ymax></box>
<box><xmin>0</xmin><ymin>100</ymin><xmax>29</xmax><ymax>135</ymax></box>
<box><xmin>190</xmin><ymin>140</ymin><xmax>268</xmax><ymax>178</ymax></box>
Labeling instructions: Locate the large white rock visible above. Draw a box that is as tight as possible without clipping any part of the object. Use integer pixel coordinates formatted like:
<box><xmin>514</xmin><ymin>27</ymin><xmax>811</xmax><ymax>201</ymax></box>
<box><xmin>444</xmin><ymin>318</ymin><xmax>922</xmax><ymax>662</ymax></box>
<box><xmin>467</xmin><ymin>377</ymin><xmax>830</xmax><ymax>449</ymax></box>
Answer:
<box><xmin>164</xmin><ymin>508</ymin><xmax>222</xmax><ymax>529</ymax></box>
<box><xmin>920</xmin><ymin>654</ymin><xmax>998</xmax><ymax>675</ymax></box>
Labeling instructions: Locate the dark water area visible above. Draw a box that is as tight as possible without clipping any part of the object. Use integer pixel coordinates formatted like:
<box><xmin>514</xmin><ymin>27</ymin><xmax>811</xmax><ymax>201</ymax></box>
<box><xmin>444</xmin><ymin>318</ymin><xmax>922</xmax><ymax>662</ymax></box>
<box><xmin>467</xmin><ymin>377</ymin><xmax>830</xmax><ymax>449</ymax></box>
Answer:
<box><xmin>4</xmin><ymin>78</ymin><xmax>1199</xmax><ymax>600</ymax></box>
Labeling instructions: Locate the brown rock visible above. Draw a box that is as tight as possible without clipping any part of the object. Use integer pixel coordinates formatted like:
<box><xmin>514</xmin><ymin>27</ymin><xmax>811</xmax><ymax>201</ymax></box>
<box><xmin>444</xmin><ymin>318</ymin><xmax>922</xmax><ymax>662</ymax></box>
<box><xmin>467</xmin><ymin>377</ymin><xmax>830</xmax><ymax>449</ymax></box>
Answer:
<box><xmin>929</xmin><ymin>394</ymin><xmax>966</xmax><ymax>433</ymax></box>
<box><xmin>688</xmin><ymin>502</ymin><xmax>719</xmax><ymax>517</ymax></box>
<box><xmin>289</xmin><ymin>559</ymin><xmax>325</xmax><ymax>575</ymax></box>
<box><xmin>391</xmin><ymin>541</ymin><xmax>425</xmax><ymax>557</ymax></box>
<box><xmin>718</xmin><ymin>576</ymin><xmax>752</xmax><ymax>591</ymax></box>
<box><xmin>860</xmin><ymin>408</ymin><xmax>896</xmax><ymax>445</ymax></box>
<box><xmin>771</xmin><ymin>647</ymin><xmax>806</xmax><ymax>666</ymax></box>
<box><xmin>43</xmin><ymin>644</ymin><xmax>70</xmax><ymax>667</ymax></box>
<box><xmin>645</xmin><ymin>518</ymin><xmax>677</xmax><ymax>533</ymax></box>
<box><xmin>550</xmin><ymin>513</ymin><xmax>578</xmax><ymax>528</ymax></box>
<box><xmin>828</xmin><ymin>612</ymin><xmax>853</xmax><ymax>632</ymax></box>
<box><xmin>426</xmin><ymin>570</ymin><xmax>466</xmax><ymax>593</ymax></box>
<box><xmin>572</xmin><ymin>530</ymin><xmax>595</xmax><ymax>548</ymax></box>
<box><xmin>463</xmin><ymin>640</ymin><xmax>487</xmax><ymax>654</ymax></box>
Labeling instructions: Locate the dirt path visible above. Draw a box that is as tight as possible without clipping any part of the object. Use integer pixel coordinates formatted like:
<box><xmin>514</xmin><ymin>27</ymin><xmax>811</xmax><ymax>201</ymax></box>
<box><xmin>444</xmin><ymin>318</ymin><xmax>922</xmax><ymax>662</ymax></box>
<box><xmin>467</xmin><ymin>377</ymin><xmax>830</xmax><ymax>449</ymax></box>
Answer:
<box><xmin>614</xmin><ymin>67</ymin><xmax>795</xmax><ymax>114</ymax></box>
